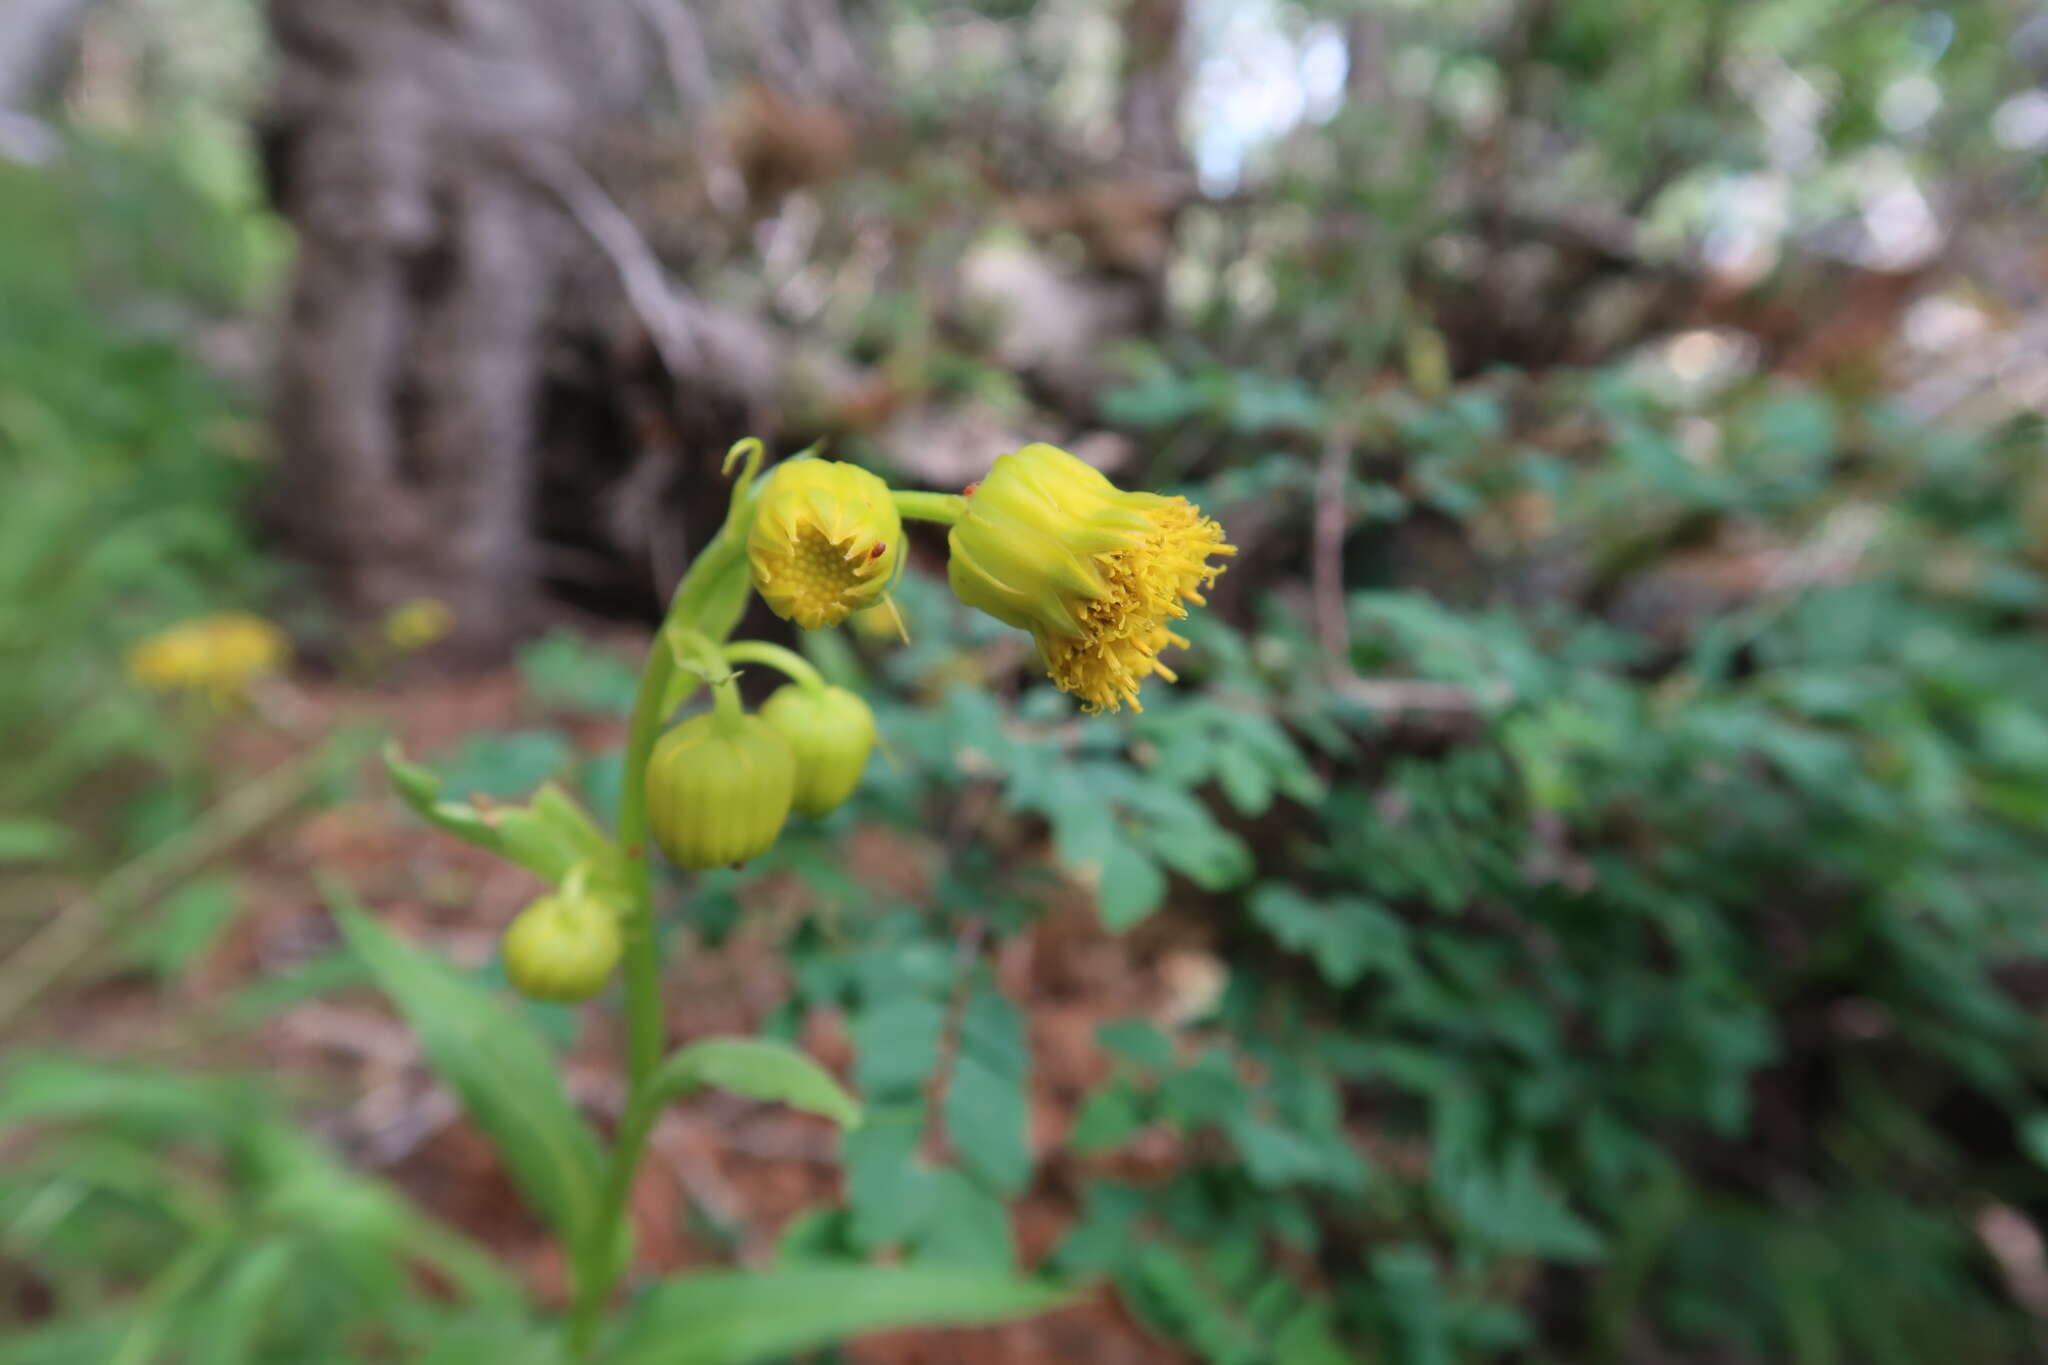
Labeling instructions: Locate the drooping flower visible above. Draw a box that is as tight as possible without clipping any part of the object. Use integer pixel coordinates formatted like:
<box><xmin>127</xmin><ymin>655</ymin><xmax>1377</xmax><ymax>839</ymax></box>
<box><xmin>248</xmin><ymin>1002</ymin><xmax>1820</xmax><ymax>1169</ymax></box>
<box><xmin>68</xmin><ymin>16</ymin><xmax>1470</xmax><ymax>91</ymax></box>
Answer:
<box><xmin>946</xmin><ymin>444</ymin><xmax>1233</xmax><ymax>713</ymax></box>
<box><xmin>645</xmin><ymin>709</ymin><xmax>796</xmax><ymax>869</ymax></box>
<box><xmin>747</xmin><ymin>458</ymin><xmax>903</xmax><ymax>629</ymax></box>
<box><xmin>125</xmin><ymin>612</ymin><xmax>290</xmax><ymax>703</ymax></box>
<box><xmin>760</xmin><ymin>683</ymin><xmax>878</xmax><ymax>817</ymax></box>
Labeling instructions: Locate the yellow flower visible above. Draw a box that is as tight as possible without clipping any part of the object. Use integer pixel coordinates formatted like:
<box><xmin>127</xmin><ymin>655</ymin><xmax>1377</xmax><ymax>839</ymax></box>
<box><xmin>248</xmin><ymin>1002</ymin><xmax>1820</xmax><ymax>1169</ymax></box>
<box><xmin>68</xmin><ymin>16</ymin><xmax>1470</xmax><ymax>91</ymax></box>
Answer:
<box><xmin>383</xmin><ymin>597</ymin><xmax>454</xmax><ymax>652</ymax></box>
<box><xmin>947</xmin><ymin>444</ymin><xmax>1233</xmax><ymax>713</ymax></box>
<box><xmin>126</xmin><ymin>612</ymin><xmax>290</xmax><ymax>702</ymax></box>
<box><xmin>747</xmin><ymin>458</ymin><xmax>903</xmax><ymax>629</ymax></box>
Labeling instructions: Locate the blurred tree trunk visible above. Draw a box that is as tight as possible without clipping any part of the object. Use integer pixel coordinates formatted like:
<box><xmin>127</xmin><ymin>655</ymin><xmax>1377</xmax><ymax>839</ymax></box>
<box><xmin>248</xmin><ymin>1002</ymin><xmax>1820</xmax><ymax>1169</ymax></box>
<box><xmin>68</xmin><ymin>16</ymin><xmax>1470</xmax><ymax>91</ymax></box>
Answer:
<box><xmin>1118</xmin><ymin>0</ymin><xmax>1188</xmax><ymax>176</ymax></box>
<box><xmin>260</xmin><ymin>0</ymin><xmax>645</xmax><ymax>659</ymax></box>
<box><xmin>0</xmin><ymin>0</ymin><xmax>94</xmax><ymax>109</ymax></box>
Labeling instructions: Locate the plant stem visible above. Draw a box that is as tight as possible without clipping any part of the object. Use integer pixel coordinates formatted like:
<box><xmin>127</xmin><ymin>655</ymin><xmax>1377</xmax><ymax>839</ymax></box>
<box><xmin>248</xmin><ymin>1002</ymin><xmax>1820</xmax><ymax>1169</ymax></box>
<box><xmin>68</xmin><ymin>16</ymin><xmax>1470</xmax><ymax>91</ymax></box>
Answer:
<box><xmin>614</xmin><ymin>641</ymin><xmax>675</xmax><ymax>1090</ymax></box>
<box><xmin>564</xmin><ymin>617</ymin><xmax>676</xmax><ymax>1359</ymax></box>
<box><xmin>892</xmin><ymin>490</ymin><xmax>968</xmax><ymax>524</ymax></box>
<box><xmin>723</xmin><ymin>639</ymin><xmax>828</xmax><ymax>691</ymax></box>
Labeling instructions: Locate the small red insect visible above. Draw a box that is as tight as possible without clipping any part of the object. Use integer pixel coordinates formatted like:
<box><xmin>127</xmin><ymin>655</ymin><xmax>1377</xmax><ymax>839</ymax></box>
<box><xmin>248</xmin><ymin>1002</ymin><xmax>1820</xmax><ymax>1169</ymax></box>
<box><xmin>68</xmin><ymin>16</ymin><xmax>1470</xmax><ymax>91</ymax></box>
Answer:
<box><xmin>963</xmin><ymin>481</ymin><xmax>980</xmax><ymax>497</ymax></box>
<box><xmin>868</xmin><ymin>542</ymin><xmax>888</xmax><ymax>559</ymax></box>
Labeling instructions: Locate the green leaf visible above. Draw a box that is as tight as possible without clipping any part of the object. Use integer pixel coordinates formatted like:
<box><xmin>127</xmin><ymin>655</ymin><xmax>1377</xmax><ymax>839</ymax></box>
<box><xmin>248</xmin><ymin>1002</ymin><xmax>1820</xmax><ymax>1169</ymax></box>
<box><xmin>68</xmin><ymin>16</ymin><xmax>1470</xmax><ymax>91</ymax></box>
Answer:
<box><xmin>1249</xmin><ymin>885</ymin><xmax>1412</xmax><ymax>988</ymax></box>
<box><xmin>1095</xmin><ymin>842</ymin><xmax>1167</xmax><ymax>930</ymax></box>
<box><xmin>1215</xmin><ymin>743</ymin><xmax>1275</xmax><ymax>816</ymax></box>
<box><xmin>1098</xmin><ymin>1020</ymin><xmax>1175</xmax><ymax>1071</ymax></box>
<box><xmin>0</xmin><ymin>1055</ymin><xmax>264</xmax><ymax>1139</ymax></box>
<box><xmin>843</xmin><ymin>1105</ymin><xmax>939</xmax><ymax>1249</ymax></box>
<box><xmin>518</xmin><ymin>629</ymin><xmax>641</xmax><ymax>715</ymax></box>
<box><xmin>651</xmin><ymin>1037</ymin><xmax>861</xmax><ymax>1129</ymax></box>
<box><xmin>853</xmin><ymin>996</ymin><xmax>947</xmax><ymax>1099</ymax></box>
<box><xmin>0</xmin><ymin>816</ymin><xmax>77</xmax><ymax>864</ymax></box>
<box><xmin>601</xmin><ymin>1266</ymin><xmax>1068</xmax><ymax>1365</ymax></box>
<box><xmin>943</xmin><ymin>983</ymin><xmax>1033</xmax><ymax>1195</ymax></box>
<box><xmin>1070</xmin><ymin>1078</ymin><xmax>1145</xmax><ymax>1153</ymax></box>
<box><xmin>382</xmin><ymin>741</ymin><xmax>594</xmax><ymax>885</ymax></box>
<box><xmin>184</xmin><ymin>1237</ymin><xmax>298</xmax><ymax>1365</ymax></box>
<box><xmin>2019</xmin><ymin>1112</ymin><xmax>2048</xmax><ymax>1170</ymax></box>
<box><xmin>1435</xmin><ymin>1143</ymin><xmax>1603</xmax><ymax>1261</ymax></box>
<box><xmin>224</xmin><ymin>948</ymin><xmax>370</xmax><ymax>1024</ymax></box>
<box><xmin>916</xmin><ymin>1169</ymin><xmax>1017</xmax><ymax>1270</ymax></box>
<box><xmin>329</xmin><ymin>882</ymin><xmax>604</xmax><ymax>1245</ymax></box>
<box><xmin>432</xmin><ymin>729</ymin><xmax>576</xmax><ymax>801</ymax></box>
<box><xmin>127</xmin><ymin>874</ymin><xmax>243</xmax><ymax>978</ymax></box>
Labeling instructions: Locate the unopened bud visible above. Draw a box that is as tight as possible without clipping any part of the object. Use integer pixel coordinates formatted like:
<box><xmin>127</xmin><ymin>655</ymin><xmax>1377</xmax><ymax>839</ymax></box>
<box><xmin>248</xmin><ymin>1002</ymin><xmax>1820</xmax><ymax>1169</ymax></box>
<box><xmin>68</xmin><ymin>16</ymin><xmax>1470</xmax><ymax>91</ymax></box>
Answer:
<box><xmin>760</xmin><ymin>684</ymin><xmax>877</xmax><ymax>817</ymax></box>
<box><xmin>645</xmin><ymin>710</ymin><xmax>796</xmax><ymax>869</ymax></box>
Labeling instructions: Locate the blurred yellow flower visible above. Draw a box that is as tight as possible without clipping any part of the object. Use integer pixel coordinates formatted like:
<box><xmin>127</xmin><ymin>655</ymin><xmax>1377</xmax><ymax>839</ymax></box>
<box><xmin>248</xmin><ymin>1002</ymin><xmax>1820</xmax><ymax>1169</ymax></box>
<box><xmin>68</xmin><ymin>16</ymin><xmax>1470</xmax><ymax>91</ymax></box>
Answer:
<box><xmin>947</xmin><ymin>443</ymin><xmax>1233</xmax><ymax>713</ymax></box>
<box><xmin>384</xmin><ymin>597</ymin><xmax>454</xmax><ymax>652</ymax></box>
<box><xmin>748</xmin><ymin>458</ymin><xmax>903</xmax><ymax>629</ymax></box>
<box><xmin>126</xmin><ymin>612</ymin><xmax>290</xmax><ymax>702</ymax></box>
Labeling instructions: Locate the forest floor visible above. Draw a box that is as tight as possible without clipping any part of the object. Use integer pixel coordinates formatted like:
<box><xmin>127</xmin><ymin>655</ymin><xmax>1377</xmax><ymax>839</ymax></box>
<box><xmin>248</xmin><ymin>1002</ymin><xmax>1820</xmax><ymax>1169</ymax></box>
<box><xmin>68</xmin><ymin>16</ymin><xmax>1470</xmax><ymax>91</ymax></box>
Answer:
<box><xmin>28</xmin><ymin>659</ymin><xmax>1198</xmax><ymax>1365</ymax></box>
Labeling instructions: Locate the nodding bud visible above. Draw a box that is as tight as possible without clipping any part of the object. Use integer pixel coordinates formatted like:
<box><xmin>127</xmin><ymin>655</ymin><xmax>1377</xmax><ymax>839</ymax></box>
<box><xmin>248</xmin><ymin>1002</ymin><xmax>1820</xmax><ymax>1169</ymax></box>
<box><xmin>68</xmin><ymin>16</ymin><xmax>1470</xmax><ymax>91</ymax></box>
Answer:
<box><xmin>747</xmin><ymin>458</ymin><xmax>903</xmax><ymax>629</ymax></box>
<box><xmin>645</xmin><ymin>710</ymin><xmax>796</xmax><ymax>869</ymax></box>
<box><xmin>760</xmin><ymin>684</ymin><xmax>878</xmax><ymax>818</ymax></box>
<box><xmin>502</xmin><ymin>890</ymin><xmax>622</xmax><ymax>1003</ymax></box>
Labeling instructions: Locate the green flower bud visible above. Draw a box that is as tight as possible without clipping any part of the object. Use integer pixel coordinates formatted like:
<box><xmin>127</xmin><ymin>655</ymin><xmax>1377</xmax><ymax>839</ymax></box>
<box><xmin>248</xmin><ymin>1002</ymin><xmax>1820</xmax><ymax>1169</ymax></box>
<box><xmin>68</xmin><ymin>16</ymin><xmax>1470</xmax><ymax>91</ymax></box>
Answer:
<box><xmin>502</xmin><ymin>890</ymin><xmax>622</xmax><ymax>1003</ymax></box>
<box><xmin>760</xmin><ymin>683</ymin><xmax>877</xmax><ymax>817</ymax></box>
<box><xmin>645</xmin><ymin>710</ymin><xmax>796</xmax><ymax>869</ymax></box>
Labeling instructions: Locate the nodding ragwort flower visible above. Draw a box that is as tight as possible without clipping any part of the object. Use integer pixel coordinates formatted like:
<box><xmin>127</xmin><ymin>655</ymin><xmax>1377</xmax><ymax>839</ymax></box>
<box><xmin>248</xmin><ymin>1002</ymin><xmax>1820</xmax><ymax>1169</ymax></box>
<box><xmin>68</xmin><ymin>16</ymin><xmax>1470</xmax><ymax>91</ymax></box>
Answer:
<box><xmin>125</xmin><ymin>612</ymin><xmax>290</xmax><ymax>704</ymax></box>
<box><xmin>747</xmin><ymin>457</ymin><xmax>903</xmax><ymax>630</ymax></box>
<box><xmin>946</xmin><ymin>444</ymin><xmax>1234</xmax><ymax>713</ymax></box>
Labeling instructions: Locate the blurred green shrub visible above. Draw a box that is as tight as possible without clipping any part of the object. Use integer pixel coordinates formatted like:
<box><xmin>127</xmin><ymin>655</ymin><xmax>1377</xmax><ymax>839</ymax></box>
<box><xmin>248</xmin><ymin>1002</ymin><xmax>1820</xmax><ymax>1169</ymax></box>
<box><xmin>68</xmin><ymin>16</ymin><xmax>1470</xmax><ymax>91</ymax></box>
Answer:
<box><xmin>0</xmin><ymin>135</ymin><xmax>279</xmax><ymax>865</ymax></box>
<box><xmin>686</xmin><ymin>364</ymin><xmax>2048</xmax><ymax>1364</ymax></box>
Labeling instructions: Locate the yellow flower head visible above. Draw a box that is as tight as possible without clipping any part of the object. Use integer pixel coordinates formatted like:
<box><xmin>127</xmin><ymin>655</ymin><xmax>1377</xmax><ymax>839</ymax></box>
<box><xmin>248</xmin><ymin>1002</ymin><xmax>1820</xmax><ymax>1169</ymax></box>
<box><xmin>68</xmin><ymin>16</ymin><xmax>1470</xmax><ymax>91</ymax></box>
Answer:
<box><xmin>747</xmin><ymin>458</ymin><xmax>903</xmax><ymax>630</ymax></box>
<box><xmin>947</xmin><ymin>444</ymin><xmax>1233</xmax><ymax>713</ymax></box>
<box><xmin>126</xmin><ymin>612</ymin><xmax>290</xmax><ymax>701</ymax></box>
<box><xmin>383</xmin><ymin>597</ymin><xmax>454</xmax><ymax>652</ymax></box>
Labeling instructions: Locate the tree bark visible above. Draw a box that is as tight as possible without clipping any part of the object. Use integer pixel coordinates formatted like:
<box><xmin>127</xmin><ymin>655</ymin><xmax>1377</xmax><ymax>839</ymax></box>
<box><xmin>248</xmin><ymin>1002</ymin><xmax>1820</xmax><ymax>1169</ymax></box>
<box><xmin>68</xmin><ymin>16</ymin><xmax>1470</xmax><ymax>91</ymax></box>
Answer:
<box><xmin>1118</xmin><ymin>0</ymin><xmax>1188</xmax><ymax>176</ymax></box>
<box><xmin>0</xmin><ymin>0</ymin><xmax>94</xmax><ymax>110</ymax></box>
<box><xmin>261</xmin><ymin>0</ymin><xmax>646</xmax><ymax>658</ymax></box>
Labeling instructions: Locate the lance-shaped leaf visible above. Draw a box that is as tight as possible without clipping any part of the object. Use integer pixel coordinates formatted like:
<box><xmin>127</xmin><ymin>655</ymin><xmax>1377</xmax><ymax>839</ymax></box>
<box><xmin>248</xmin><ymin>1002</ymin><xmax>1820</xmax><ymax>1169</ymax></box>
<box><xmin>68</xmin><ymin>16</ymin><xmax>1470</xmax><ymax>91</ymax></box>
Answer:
<box><xmin>651</xmin><ymin>1037</ymin><xmax>861</xmax><ymax>1130</ymax></box>
<box><xmin>384</xmin><ymin>741</ymin><xmax>619</xmax><ymax>887</ymax></box>
<box><xmin>329</xmin><ymin>882</ymin><xmax>605</xmax><ymax>1247</ymax></box>
<box><xmin>601</xmin><ymin>1266</ymin><xmax>1069</xmax><ymax>1365</ymax></box>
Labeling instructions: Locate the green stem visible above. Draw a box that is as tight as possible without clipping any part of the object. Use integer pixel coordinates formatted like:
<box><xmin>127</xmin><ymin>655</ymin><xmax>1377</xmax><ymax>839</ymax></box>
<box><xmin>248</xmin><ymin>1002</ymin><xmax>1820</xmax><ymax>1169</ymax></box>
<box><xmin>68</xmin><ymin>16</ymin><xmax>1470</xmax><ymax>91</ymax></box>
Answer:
<box><xmin>892</xmin><ymin>490</ymin><xmax>968</xmax><ymax>525</ymax></box>
<box><xmin>566</xmin><ymin>469</ymin><xmax>763</xmax><ymax>1357</ymax></box>
<box><xmin>565</xmin><ymin>625</ymin><xmax>671</xmax><ymax>1360</ymax></box>
<box><xmin>568</xmin><ymin>612</ymin><xmax>677</xmax><ymax>1356</ymax></box>
<box><xmin>723</xmin><ymin>640</ymin><xmax>828</xmax><ymax>691</ymax></box>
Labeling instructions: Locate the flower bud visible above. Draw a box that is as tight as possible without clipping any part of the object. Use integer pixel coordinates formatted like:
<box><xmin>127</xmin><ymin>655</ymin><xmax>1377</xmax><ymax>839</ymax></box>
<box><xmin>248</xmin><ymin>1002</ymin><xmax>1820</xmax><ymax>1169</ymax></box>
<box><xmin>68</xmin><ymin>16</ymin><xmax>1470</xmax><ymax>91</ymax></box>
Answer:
<box><xmin>747</xmin><ymin>458</ymin><xmax>903</xmax><ymax>629</ymax></box>
<box><xmin>502</xmin><ymin>890</ymin><xmax>622</xmax><ymax>1003</ymax></box>
<box><xmin>645</xmin><ymin>710</ymin><xmax>796</xmax><ymax>869</ymax></box>
<box><xmin>760</xmin><ymin>684</ymin><xmax>877</xmax><ymax>817</ymax></box>
<box><xmin>947</xmin><ymin>444</ymin><xmax>1233</xmax><ymax>713</ymax></box>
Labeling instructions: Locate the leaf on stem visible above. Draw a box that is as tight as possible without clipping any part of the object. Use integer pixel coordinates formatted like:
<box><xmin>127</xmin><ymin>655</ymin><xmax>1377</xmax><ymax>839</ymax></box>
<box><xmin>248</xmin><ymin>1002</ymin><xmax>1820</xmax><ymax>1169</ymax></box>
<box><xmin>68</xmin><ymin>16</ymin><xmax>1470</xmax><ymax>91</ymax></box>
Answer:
<box><xmin>600</xmin><ymin>1266</ymin><xmax>1069</xmax><ymax>1365</ymax></box>
<box><xmin>328</xmin><ymin>879</ymin><xmax>605</xmax><ymax>1247</ymax></box>
<box><xmin>650</xmin><ymin>1037</ymin><xmax>861</xmax><ymax>1130</ymax></box>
